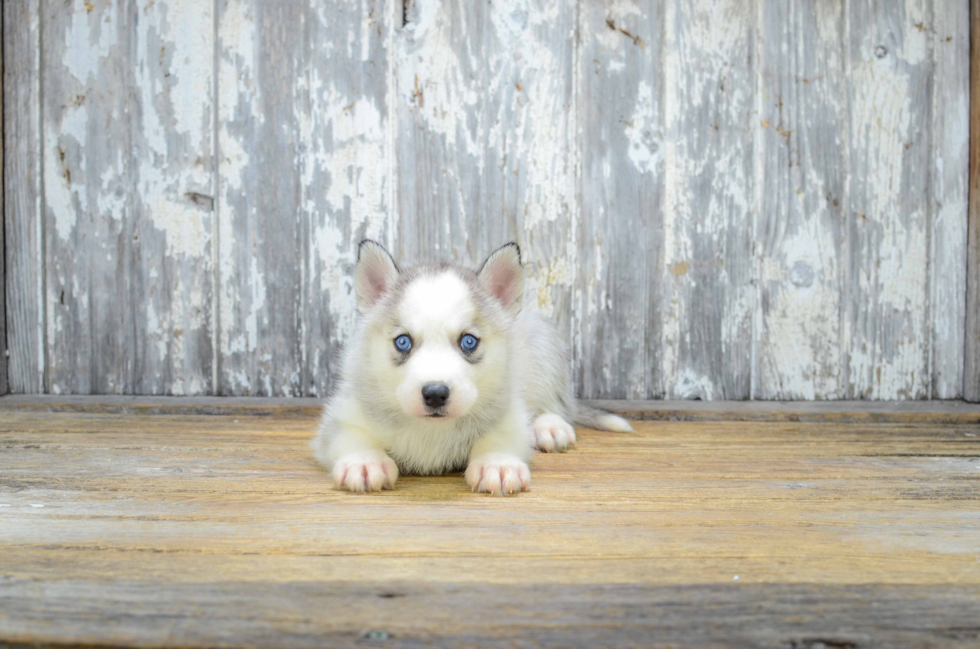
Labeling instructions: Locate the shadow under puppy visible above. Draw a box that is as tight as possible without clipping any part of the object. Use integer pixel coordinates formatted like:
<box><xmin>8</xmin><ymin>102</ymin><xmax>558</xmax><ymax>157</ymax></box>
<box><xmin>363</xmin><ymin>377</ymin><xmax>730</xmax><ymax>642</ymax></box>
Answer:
<box><xmin>311</xmin><ymin>241</ymin><xmax>632</xmax><ymax>495</ymax></box>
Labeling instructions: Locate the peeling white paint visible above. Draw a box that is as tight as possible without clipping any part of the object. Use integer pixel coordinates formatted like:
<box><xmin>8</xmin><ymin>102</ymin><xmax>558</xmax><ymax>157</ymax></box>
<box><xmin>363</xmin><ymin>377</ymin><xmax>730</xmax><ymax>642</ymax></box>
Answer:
<box><xmin>661</xmin><ymin>0</ymin><xmax>754</xmax><ymax>398</ymax></box>
<box><xmin>397</xmin><ymin>0</ymin><xmax>482</xmax><ymax>157</ymax></box>
<box><xmin>672</xmin><ymin>368</ymin><xmax>715</xmax><ymax>400</ymax></box>
<box><xmin>46</xmin><ymin>115</ymin><xmax>87</xmax><ymax>242</ymax></box>
<box><xmin>625</xmin><ymin>81</ymin><xmax>660</xmax><ymax>174</ymax></box>
<box><xmin>929</xmin><ymin>0</ymin><xmax>971</xmax><ymax>399</ymax></box>
<box><xmin>25</xmin><ymin>0</ymin><xmax>970</xmax><ymax>400</ymax></box>
<box><xmin>847</xmin><ymin>28</ymin><xmax>929</xmax><ymax>399</ymax></box>
<box><xmin>759</xmin><ymin>220</ymin><xmax>842</xmax><ymax>400</ymax></box>
<box><xmin>63</xmin><ymin>1</ymin><xmax>117</xmax><ymax>85</ymax></box>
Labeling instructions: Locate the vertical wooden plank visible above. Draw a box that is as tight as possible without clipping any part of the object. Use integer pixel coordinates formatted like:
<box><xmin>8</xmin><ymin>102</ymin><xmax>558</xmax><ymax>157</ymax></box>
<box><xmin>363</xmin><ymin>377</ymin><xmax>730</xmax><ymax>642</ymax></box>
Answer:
<box><xmin>483</xmin><ymin>0</ymin><xmax>577</xmax><ymax>348</ymax></box>
<box><xmin>42</xmin><ymin>0</ymin><xmax>214</xmax><ymax>394</ymax></box>
<box><xmin>930</xmin><ymin>0</ymin><xmax>970</xmax><ymax>399</ymax></box>
<box><xmin>218</xmin><ymin>0</ymin><xmax>391</xmax><ymax>397</ymax></box>
<box><xmin>967</xmin><ymin>0</ymin><xmax>980</xmax><ymax>402</ymax></box>
<box><xmin>845</xmin><ymin>0</ymin><xmax>931</xmax><ymax>399</ymax></box>
<box><xmin>393</xmin><ymin>0</ymin><xmax>484</xmax><ymax>263</ymax></box>
<box><xmin>301</xmin><ymin>0</ymin><xmax>392</xmax><ymax>397</ymax></box>
<box><xmin>661</xmin><ymin>0</ymin><xmax>755</xmax><ymax>400</ymax></box>
<box><xmin>394</xmin><ymin>0</ymin><xmax>577</xmax><ymax>353</ymax></box>
<box><xmin>217</xmin><ymin>1</ymin><xmax>304</xmax><ymax>396</ymax></box>
<box><xmin>42</xmin><ymin>0</ymin><xmax>132</xmax><ymax>394</ymax></box>
<box><xmin>131</xmin><ymin>0</ymin><xmax>216</xmax><ymax>395</ymax></box>
<box><xmin>575</xmin><ymin>1</ymin><xmax>663</xmax><ymax>399</ymax></box>
<box><xmin>0</xmin><ymin>0</ymin><xmax>6</xmax><ymax>397</ymax></box>
<box><xmin>755</xmin><ymin>1</ymin><xmax>846</xmax><ymax>400</ymax></box>
<box><xmin>3</xmin><ymin>0</ymin><xmax>43</xmax><ymax>393</ymax></box>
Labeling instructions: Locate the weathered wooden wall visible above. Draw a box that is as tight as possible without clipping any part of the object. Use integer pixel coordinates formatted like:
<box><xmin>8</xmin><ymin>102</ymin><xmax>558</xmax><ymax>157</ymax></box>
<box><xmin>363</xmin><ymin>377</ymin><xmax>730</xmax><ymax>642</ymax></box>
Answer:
<box><xmin>2</xmin><ymin>0</ymin><xmax>974</xmax><ymax>400</ymax></box>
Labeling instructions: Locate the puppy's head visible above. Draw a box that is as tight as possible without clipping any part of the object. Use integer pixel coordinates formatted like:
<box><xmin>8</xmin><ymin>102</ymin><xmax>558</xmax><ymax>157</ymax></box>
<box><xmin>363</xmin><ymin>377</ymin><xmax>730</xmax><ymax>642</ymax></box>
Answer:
<box><xmin>354</xmin><ymin>241</ymin><xmax>523</xmax><ymax>421</ymax></box>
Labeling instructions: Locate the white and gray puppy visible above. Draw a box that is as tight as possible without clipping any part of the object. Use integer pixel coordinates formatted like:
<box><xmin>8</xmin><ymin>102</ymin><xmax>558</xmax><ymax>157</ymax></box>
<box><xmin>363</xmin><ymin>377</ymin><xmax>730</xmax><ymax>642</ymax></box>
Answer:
<box><xmin>311</xmin><ymin>240</ymin><xmax>632</xmax><ymax>495</ymax></box>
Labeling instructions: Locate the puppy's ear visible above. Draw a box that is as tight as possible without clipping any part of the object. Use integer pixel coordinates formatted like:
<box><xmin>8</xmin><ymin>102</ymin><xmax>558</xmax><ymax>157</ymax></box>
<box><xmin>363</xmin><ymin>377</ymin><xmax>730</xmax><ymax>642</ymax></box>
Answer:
<box><xmin>355</xmin><ymin>240</ymin><xmax>399</xmax><ymax>313</ymax></box>
<box><xmin>478</xmin><ymin>242</ymin><xmax>524</xmax><ymax>316</ymax></box>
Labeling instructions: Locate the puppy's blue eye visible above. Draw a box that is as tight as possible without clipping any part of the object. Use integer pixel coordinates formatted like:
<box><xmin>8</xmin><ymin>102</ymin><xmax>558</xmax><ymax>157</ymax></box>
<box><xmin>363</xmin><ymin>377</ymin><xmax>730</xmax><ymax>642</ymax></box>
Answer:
<box><xmin>459</xmin><ymin>334</ymin><xmax>479</xmax><ymax>352</ymax></box>
<box><xmin>394</xmin><ymin>334</ymin><xmax>412</xmax><ymax>352</ymax></box>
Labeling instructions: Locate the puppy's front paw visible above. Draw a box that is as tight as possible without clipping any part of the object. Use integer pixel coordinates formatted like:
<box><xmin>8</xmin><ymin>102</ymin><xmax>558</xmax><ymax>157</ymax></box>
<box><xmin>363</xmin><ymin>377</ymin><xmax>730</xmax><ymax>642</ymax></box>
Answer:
<box><xmin>465</xmin><ymin>453</ymin><xmax>530</xmax><ymax>495</ymax></box>
<box><xmin>332</xmin><ymin>452</ymin><xmax>399</xmax><ymax>492</ymax></box>
<box><xmin>533</xmin><ymin>413</ymin><xmax>576</xmax><ymax>452</ymax></box>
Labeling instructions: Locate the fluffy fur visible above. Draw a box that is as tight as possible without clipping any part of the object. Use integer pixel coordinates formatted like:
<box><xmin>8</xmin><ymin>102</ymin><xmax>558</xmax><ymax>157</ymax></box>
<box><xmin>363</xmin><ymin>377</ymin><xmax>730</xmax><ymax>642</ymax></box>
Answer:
<box><xmin>311</xmin><ymin>241</ymin><xmax>632</xmax><ymax>495</ymax></box>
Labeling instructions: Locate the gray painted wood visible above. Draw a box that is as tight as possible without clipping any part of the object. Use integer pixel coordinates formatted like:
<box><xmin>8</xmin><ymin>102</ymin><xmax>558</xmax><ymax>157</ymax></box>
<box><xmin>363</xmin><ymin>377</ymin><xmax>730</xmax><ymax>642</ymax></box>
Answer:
<box><xmin>967</xmin><ymin>0</ymin><xmax>980</xmax><ymax>403</ymax></box>
<box><xmin>3</xmin><ymin>0</ymin><xmax>43</xmax><ymax>394</ymax></box>
<box><xmin>393</xmin><ymin>0</ymin><xmax>488</xmax><ymax>263</ymax></box>
<box><xmin>930</xmin><ymin>0</ymin><xmax>971</xmax><ymax>399</ymax></box>
<box><xmin>661</xmin><ymin>0</ymin><xmax>755</xmax><ymax>400</ymax></box>
<box><xmin>41</xmin><ymin>0</ymin><xmax>134</xmax><ymax>394</ymax></box>
<box><xmin>301</xmin><ymin>0</ymin><xmax>392</xmax><ymax>398</ymax></box>
<box><xmin>217</xmin><ymin>0</ymin><xmax>390</xmax><ymax>397</ymax></box>
<box><xmin>41</xmin><ymin>0</ymin><xmax>214</xmax><ymax>395</ymax></box>
<box><xmin>756</xmin><ymin>0</ymin><xmax>846</xmax><ymax>400</ymax></box>
<box><xmin>2</xmin><ymin>0</ymin><xmax>974</xmax><ymax>400</ymax></box>
<box><xmin>575</xmin><ymin>0</ymin><xmax>663</xmax><ymax>400</ymax></box>
<box><xmin>217</xmin><ymin>1</ymin><xmax>306</xmax><ymax>397</ymax></box>
<box><xmin>394</xmin><ymin>0</ymin><xmax>577</xmax><ymax>349</ymax></box>
<box><xmin>845</xmin><ymin>0</ymin><xmax>932</xmax><ymax>400</ymax></box>
<box><xmin>0</xmin><ymin>3</ymin><xmax>5</xmax><ymax>397</ymax></box>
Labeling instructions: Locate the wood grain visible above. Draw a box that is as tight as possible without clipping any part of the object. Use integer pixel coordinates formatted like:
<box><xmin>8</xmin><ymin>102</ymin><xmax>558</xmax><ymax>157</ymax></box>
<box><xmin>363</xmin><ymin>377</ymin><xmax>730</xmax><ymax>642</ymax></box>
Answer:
<box><xmin>216</xmin><ymin>0</ymin><xmax>305</xmax><ymax>397</ymax></box>
<box><xmin>931</xmin><ymin>0</ymin><xmax>971</xmax><ymax>399</ymax></box>
<box><xmin>394</xmin><ymin>0</ymin><xmax>577</xmax><ymax>345</ymax></box>
<box><xmin>2</xmin><ymin>583</ymin><xmax>980</xmax><ymax>649</ymax></box>
<box><xmin>3</xmin><ymin>0</ymin><xmax>43</xmax><ymax>393</ymax></box>
<box><xmin>1</xmin><ymin>0</ymin><xmax>975</xmax><ymax>401</ymax></box>
<box><xmin>41</xmin><ymin>0</ymin><xmax>215</xmax><ymax>394</ymax></box>
<box><xmin>662</xmin><ymin>0</ymin><xmax>755</xmax><ymax>400</ymax></box>
<box><xmin>3</xmin><ymin>394</ymin><xmax>980</xmax><ymax>422</ymax></box>
<box><xmin>968</xmin><ymin>0</ymin><xmax>980</xmax><ymax>402</ymax></box>
<box><xmin>216</xmin><ymin>0</ymin><xmax>390</xmax><ymax>397</ymax></box>
<box><xmin>1</xmin><ymin>406</ymin><xmax>979</xmax><ymax>647</ymax></box>
<box><xmin>756</xmin><ymin>0</ymin><xmax>845</xmax><ymax>400</ymax></box>
<box><xmin>301</xmin><ymin>0</ymin><xmax>392</xmax><ymax>398</ymax></box>
<box><xmin>0</xmin><ymin>0</ymin><xmax>5</xmax><ymax>397</ymax></box>
<box><xmin>845</xmin><ymin>0</ymin><xmax>932</xmax><ymax>399</ymax></box>
<box><xmin>575</xmin><ymin>0</ymin><xmax>663</xmax><ymax>400</ymax></box>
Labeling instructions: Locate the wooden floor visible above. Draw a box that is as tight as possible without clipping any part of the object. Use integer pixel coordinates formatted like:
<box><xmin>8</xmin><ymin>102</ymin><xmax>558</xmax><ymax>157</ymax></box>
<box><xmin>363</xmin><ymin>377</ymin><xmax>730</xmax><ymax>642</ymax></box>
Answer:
<box><xmin>1</xmin><ymin>398</ymin><xmax>979</xmax><ymax>648</ymax></box>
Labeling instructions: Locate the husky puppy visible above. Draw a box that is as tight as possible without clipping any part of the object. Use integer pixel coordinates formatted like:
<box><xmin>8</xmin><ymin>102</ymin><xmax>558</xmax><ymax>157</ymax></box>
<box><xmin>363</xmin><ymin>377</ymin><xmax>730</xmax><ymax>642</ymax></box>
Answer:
<box><xmin>311</xmin><ymin>241</ymin><xmax>632</xmax><ymax>495</ymax></box>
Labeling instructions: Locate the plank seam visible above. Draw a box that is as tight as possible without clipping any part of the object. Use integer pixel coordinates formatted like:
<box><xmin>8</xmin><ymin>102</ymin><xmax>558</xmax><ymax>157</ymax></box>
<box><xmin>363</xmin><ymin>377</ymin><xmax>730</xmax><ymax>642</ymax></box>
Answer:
<box><xmin>385</xmin><ymin>0</ymin><xmax>398</xmax><ymax>258</ymax></box>
<box><xmin>299</xmin><ymin>7</ymin><xmax>310</xmax><ymax>397</ymax></box>
<box><xmin>0</xmin><ymin>0</ymin><xmax>5</xmax><ymax>396</ymax></box>
<box><xmin>925</xmin><ymin>0</ymin><xmax>936</xmax><ymax>401</ymax></box>
<box><xmin>569</xmin><ymin>0</ymin><xmax>580</xmax><ymax>396</ymax></box>
<box><xmin>127</xmin><ymin>1</ymin><xmax>139</xmax><ymax>394</ymax></box>
<box><xmin>968</xmin><ymin>0</ymin><xmax>980</xmax><ymax>401</ymax></box>
<box><xmin>211</xmin><ymin>0</ymin><xmax>221</xmax><ymax>396</ymax></box>
<box><xmin>749</xmin><ymin>0</ymin><xmax>764</xmax><ymax>401</ymax></box>
<box><xmin>2</xmin><ymin>394</ymin><xmax>978</xmax><ymax>422</ymax></box>
<box><xmin>840</xmin><ymin>0</ymin><xmax>853</xmax><ymax>399</ymax></box>
<box><xmin>36</xmin><ymin>0</ymin><xmax>46</xmax><ymax>395</ymax></box>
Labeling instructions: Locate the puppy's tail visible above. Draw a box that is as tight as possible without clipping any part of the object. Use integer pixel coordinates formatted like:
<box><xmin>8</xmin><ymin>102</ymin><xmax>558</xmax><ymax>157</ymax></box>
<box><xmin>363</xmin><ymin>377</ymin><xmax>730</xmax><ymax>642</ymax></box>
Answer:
<box><xmin>572</xmin><ymin>403</ymin><xmax>634</xmax><ymax>432</ymax></box>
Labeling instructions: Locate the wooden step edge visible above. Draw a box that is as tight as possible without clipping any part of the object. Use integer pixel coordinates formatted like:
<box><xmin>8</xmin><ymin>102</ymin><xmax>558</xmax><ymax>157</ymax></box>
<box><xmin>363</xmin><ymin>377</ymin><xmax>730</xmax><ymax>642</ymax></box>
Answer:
<box><xmin>1</xmin><ymin>395</ymin><xmax>979</xmax><ymax>423</ymax></box>
<box><xmin>592</xmin><ymin>399</ymin><xmax>980</xmax><ymax>424</ymax></box>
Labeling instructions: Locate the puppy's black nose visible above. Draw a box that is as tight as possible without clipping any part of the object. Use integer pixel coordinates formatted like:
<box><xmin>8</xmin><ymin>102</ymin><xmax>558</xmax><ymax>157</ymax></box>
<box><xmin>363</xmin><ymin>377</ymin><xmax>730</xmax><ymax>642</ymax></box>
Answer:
<box><xmin>421</xmin><ymin>383</ymin><xmax>450</xmax><ymax>408</ymax></box>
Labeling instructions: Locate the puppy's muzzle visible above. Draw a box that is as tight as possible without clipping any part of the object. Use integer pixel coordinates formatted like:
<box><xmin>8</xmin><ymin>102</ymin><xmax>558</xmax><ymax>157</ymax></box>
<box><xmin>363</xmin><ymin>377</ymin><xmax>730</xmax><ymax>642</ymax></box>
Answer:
<box><xmin>421</xmin><ymin>383</ymin><xmax>450</xmax><ymax>414</ymax></box>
